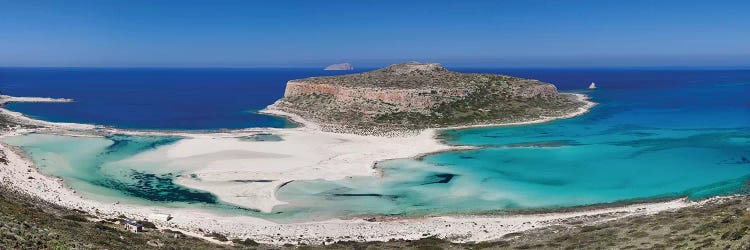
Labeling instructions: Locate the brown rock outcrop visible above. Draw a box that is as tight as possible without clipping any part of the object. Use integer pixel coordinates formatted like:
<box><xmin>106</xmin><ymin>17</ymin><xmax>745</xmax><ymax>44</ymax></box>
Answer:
<box><xmin>283</xmin><ymin>81</ymin><xmax>473</xmax><ymax>110</ymax></box>
<box><xmin>271</xmin><ymin>62</ymin><xmax>584</xmax><ymax>134</ymax></box>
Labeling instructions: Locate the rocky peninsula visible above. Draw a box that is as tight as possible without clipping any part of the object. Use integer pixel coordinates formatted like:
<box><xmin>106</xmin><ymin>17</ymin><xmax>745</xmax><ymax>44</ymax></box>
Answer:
<box><xmin>0</xmin><ymin>65</ymin><xmax>616</xmax><ymax>247</ymax></box>
<box><xmin>271</xmin><ymin>62</ymin><xmax>587</xmax><ymax>134</ymax></box>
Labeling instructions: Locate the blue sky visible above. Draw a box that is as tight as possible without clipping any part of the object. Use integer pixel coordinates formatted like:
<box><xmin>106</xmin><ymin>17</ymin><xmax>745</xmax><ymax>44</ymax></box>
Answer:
<box><xmin>1</xmin><ymin>0</ymin><xmax>748</xmax><ymax>67</ymax></box>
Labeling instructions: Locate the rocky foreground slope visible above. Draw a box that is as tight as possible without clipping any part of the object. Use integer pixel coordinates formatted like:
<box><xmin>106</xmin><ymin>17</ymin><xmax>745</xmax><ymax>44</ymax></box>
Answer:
<box><xmin>270</xmin><ymin>62</ymin><xmax>587</xmax><ymax>134</ymax></box>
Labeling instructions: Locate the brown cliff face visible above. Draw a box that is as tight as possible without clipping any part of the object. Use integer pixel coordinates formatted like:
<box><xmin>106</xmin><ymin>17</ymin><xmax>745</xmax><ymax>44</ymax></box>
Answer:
<box><xmin>514</xmin><ymin>81</ymin><xmax>559</xmax><ymax>99</ymax></box>
<box><xmin>271</xmin><ymin>62</ymin><xmax>583</xmax><ymax>134</ymax></box>
<box><xmin>283</xmin><ymin>81</ymin><xmax>473</xmax><ymax>111</ymax></box>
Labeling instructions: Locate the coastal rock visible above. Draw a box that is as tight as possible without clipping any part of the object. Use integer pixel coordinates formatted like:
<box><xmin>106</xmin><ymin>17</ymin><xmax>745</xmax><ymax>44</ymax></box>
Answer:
<box><xmin>283</xmin><ymin>81</ymin><xmax>472</xmax><ymax>110</ymax></box>
<box><xmin>323</xmin><ymin>63</ymin><xmax>354</xmax><ymax>71</ymax></box>
<box><xmin>379</xmin><ymin>61</ymin><xmax>445</xmax><ymax>74</ymax></box>
<box><xmin>274</xmin><ymin>62</ymin><xmax>585</xmax><ymax>133</ymax></box>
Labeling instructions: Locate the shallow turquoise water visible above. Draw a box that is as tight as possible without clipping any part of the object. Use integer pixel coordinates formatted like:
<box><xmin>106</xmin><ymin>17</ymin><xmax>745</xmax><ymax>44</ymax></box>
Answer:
<box><xmin>274</xmin><ymin>73</ymin><xmax>750</xmax><ymax>218</ymax></box>
<box><xmin>2</xmin><ymin>134</ymin><xmax>211</xmax><ymax>202</ymax></box>
<box><xmin>2</xmin><ymin>133</ymin><xmax>334</xmax><ymax>221</ymax></box>
<box><xmin>3</xmin><ymin>69</ymin><xmax>750</xmax><ymax>221</ymax></box>
<box><xmin>1</xmin><ymin>134</ymin><xmax>259</xmax><ymax>216</ymax></box>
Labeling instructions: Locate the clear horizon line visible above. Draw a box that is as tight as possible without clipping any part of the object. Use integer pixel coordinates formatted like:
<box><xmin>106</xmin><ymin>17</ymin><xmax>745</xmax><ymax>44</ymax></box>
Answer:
<box><xmin>1</xmin><ymin>65</ymin><xmax>750</xmax><ymax>70</ymax></box>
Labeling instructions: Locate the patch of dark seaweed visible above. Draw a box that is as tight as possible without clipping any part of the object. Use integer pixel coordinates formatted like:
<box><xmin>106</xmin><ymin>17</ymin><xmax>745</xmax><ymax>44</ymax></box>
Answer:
<box><xmin>93</xmin><ymin>171</ymin><xmax>218</xmax><ymax>204</ymax></box>
<box><xmin>420</xmin><ymin>173</ymin><xmax>456</xmax><ymax>185</ymax></box>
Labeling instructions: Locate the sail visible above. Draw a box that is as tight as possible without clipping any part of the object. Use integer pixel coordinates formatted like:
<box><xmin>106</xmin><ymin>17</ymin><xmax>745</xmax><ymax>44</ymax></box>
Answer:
<box><xmin>588</xmin><ymin>82</ymin><xmax>597</xmax><ymax>89</ymax></box>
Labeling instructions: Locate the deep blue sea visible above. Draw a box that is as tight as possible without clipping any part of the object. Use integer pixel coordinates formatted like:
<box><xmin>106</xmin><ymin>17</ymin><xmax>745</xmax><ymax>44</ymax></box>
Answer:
<box><xmin>2</xmin><ymin>67</ymin><xmax>749</xmax><ymax>220</ymax></box>
<box><xmin>0</xmin><ymin>68</ymin><xmax>371</xmax><ymax>130</ymax></box>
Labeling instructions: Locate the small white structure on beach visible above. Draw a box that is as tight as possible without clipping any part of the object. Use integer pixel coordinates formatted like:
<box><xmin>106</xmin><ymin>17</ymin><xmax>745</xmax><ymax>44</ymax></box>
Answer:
<box><xmin>149</xmin><ymin>213</ymin><xmax>172</xmax><ymax>222</ymax></box>
<box><xmin>121</xmin><ymin>220</ymin><xmax>143</xmax><ymax>233</ymax></box>
<box><xmin>588</xmin><ymin>82</ymin><xmax>597</xmax><ymax>89</ymax></box>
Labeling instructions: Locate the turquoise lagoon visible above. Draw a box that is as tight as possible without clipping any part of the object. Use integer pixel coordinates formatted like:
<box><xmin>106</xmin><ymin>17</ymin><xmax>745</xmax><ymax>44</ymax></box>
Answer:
<box><xmin>275</xmin><ymin>70</ymin><xmax>750</xmax><ymax>218</ymax></box>
<box><xmin>2</xmin><ymin>69</ymin><xmax>750</xmax><ymax>221</ymax></box>
<box><xmin>4</xmin><ymin>135</ymin><xmax>214</xmax><ymax>208</ymax></box>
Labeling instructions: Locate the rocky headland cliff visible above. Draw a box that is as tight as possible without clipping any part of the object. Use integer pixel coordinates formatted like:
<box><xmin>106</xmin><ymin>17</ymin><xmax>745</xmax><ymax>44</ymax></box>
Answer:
<box><xmin>270</xmin><ymin>62</ymin><xmax>588</xmax><ymax>134</ymax></box>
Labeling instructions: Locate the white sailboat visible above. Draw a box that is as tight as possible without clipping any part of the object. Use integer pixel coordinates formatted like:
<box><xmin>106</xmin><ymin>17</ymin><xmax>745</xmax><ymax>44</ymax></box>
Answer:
<box><xmin>588</xmin><ymin>82</ymin><xmax>597</xmax><ymax>89</ymax></box>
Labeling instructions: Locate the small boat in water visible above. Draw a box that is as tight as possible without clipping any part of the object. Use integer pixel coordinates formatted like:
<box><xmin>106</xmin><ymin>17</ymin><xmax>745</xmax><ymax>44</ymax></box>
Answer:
<box><xmin>588</xmin><ymin>82</ymin><xmax>597</xmax><ymax>89</ymax></box>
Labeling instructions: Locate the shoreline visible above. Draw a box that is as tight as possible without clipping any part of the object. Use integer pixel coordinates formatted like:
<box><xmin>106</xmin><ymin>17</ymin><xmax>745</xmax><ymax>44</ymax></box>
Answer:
<box><xmin>0</xmin><ymin>92</ymin><xmax>708</xmax><ymax>245</ymax></box>
<box><xmin>0</xmin><ymin>95</ymin><xmax>75</xmax><ymax>104</ymax></box>
<box><xmin>0</xmin><ymin>95</ymin><xmax>97</xmax><ymax>132</ymax></box>
<box><xmin>0</xmin><ymin>140</ymin><xmax>705</xmax><ymax>244</ymax></box>
<box><xmin>436</xmin><ymin>93</ymin><xmax>596</xmax><ymax>131</ymax></box>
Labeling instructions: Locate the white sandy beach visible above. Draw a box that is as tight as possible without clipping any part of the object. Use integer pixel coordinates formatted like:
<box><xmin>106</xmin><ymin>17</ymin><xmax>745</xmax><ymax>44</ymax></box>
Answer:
<box><xmin>117</xmin><ymin>127</ymin><xmax>457</xmax><ymax>213</ymax></box>
<box><xmin>0</xmin><ymin>93</ymin><xmax>707</xmax><ymax>245</ymax></box>
<box><xmin>0</xmin><ymin>140</ymin><xmax>707</xmax><ymax>245</ymax></box>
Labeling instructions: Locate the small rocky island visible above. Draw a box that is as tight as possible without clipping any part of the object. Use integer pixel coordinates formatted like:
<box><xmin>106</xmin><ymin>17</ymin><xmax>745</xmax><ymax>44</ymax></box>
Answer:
<box><xmin>271</xmin><ymin>62</ymin><xmax>588</xmax><ymax>134</ymax></box>
<box><xmin>324</xmin><ymin>63</ymin><xmax>354</xmax><ymax>71</ymax></box>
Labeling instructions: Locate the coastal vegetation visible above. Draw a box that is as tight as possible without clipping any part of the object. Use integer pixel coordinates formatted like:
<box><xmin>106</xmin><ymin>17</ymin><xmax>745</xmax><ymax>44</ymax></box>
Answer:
<box><xmin>273</xmin><ymin>62</ymin><xmax>586</xmax><ymax>134</ymax></box>
<box><xmin>371</xmin><ymin>85</ymin><xmax>579</xmax><ymax>128</ymax></box>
